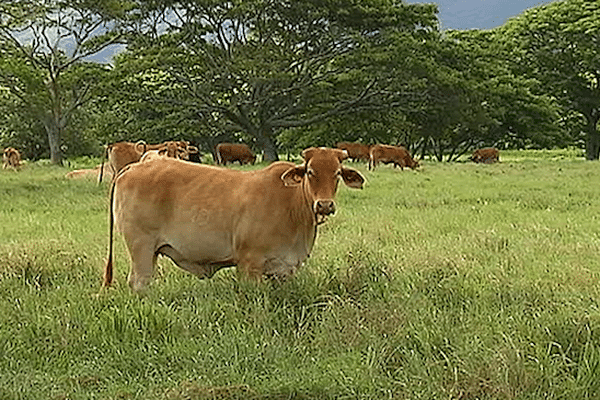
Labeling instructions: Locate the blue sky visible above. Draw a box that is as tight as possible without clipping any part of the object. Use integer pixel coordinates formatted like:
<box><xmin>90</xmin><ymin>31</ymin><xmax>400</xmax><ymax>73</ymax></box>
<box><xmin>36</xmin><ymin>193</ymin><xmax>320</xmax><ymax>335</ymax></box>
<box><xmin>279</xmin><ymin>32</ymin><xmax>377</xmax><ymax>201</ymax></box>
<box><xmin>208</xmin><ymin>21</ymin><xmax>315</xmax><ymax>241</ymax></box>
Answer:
<box><xmin>406</xmin><ymin>0</ymin><xmax>556</xmax><ymax>30</ymax></box>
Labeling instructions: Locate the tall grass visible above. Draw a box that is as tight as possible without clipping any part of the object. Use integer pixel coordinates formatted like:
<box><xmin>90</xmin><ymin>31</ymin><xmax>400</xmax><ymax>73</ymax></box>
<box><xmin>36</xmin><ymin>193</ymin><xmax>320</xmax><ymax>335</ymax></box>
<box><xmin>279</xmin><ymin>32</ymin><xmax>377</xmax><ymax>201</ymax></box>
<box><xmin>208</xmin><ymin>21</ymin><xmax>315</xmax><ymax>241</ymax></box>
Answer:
<box><xmin>1</xmin><ymin>151</ymin><xmax>600</xmax><ymax>399</ymax></box>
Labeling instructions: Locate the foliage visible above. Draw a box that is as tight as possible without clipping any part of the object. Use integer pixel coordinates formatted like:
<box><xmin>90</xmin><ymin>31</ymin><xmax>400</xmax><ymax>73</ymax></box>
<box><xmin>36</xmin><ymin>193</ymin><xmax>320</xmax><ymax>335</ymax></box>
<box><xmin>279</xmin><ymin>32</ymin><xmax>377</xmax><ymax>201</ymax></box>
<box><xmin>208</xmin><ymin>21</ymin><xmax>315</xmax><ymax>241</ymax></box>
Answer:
<box><xmin>104</xmin><ymin>0</ymin><xmax>439</xmax><ymax>160</ymax></box>
<box><xmin>0</xmin><ymin>0</ymin><xmax>128</xmax><ymax>163</ymax></box>
<box><xmin>499</xmin><ymin>0</ymin><xmax>600</xmax><ymax>159</ymax></box>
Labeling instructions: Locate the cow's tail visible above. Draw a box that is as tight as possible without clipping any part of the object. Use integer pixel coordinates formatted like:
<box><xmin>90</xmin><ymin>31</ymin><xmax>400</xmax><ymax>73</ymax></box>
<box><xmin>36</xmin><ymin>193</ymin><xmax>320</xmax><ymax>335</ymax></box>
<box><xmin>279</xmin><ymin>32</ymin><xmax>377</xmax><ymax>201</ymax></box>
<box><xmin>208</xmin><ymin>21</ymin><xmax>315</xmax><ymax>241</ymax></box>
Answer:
<box><xmin>103</xmin><ymin>176</ymin><xmax>118</xmax><ymax>287</ymax></box>
<box><xmin>98</xmin><ymin>144</ymin><xmax>108</xmax><ymax>185</ymax></box>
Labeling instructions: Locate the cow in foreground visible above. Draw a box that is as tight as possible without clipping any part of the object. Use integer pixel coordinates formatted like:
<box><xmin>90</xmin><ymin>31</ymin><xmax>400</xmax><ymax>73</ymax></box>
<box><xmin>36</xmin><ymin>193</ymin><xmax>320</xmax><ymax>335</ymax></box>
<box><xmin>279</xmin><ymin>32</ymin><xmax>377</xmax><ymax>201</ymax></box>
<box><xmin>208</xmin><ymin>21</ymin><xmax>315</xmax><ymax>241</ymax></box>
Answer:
<box><xmin>103</xmin><ymin>147</ymin><xmax>365</xmax><ymax>292</ymax></box>
<box><xmin>2</xmin><ymin>147</ymin><xmax>21</xmax><ymax>170</ymax></box>
<box><xmin>215</xmin><ymin>143</ymin><xmax>256</xmax><ymax>165</ymax></box>
<box><xmin>471</xmin><ymin>147</ymin><xmax>499</xmax><ymax>164</ymax></box>
<box><xmin>369</xmin><ymin>144</ymin><xmax>419</xmax><ymax>170</ymax></box>
<box><xmin>336</xmin><ymin>142</ymin><xmax>372</xmax><ymax>163</ymax></box>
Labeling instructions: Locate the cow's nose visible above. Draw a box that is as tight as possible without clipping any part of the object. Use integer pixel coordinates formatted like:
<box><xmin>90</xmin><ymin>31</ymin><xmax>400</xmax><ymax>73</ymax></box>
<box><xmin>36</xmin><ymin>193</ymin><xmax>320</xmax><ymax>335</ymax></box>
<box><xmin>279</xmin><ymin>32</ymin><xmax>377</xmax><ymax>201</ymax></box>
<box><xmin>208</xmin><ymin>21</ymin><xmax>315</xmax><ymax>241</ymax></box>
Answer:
<box><xmin>315</xmin><ymin>200</ymin><xmax>336</xmax><ymax>216</ymax></box>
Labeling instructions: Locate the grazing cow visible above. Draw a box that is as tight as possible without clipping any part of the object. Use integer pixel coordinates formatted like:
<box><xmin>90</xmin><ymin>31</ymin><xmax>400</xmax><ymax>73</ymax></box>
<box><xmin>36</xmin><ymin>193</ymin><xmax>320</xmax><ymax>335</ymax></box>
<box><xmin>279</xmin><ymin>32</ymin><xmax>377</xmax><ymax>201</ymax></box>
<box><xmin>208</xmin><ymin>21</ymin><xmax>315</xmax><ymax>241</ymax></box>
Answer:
<box><xmin>2</xmin><ymin>147</ymin><xmax>21</xmax><ymax>170</ymax></box>
<box><xmin>336</xmin><ymin>142</ymin><xmax>372</xmax><ymax>162</ymax></box>
<box><xmin>471</xmin><ymin>147</ymin><xmax>499</xmax><ymax>164</ymax></box>
<box><xmin>215</xmin><ymin>143</ymin><xmax>256</xmax><ymax>165</ymax></box>
<box><xmin>369</xmin><ymin>144</ymin><xmax>419</xmax><ymax>170</ymax></box>
<box><xmin>103</xmin><ymin>147</ymin><xmax>365</xmax><ymax>292</ymax></box>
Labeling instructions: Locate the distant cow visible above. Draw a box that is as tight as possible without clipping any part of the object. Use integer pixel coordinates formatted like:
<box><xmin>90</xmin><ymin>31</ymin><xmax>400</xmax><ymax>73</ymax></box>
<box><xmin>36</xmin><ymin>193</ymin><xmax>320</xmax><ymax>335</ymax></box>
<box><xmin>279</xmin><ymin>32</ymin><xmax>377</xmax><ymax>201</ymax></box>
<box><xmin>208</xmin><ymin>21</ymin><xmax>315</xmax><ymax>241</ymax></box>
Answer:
<box><xmin>471</xmin><ymin>148</ymin><xmax>499</xmax><ymax>164</ymax></box>
<box><xmin>336</xmin><ymin>142</ymin><xmax>372</xmax><ymax>162</ymax></box>
<box><xmin>66</xmin><ymin>164</ymin><xmax>113</xmax><ymax>180</ymax></box>
<box><xmin>136</xmin><ymin>140</ymin><xmax>198</xmax><ymax>161</ymax></box>
<box><xmin>215</xmin><ymin>143</ymin><xmax>256</xmax><ymax>165</ymax></box>
<box><xmin>2</xmin><ymin>147</ymin><xmax>21</xmax><ymax>170</ymax></box>
<box><xmin>103</xmin><ymin>147</ymin><xmax>365</xmax><ymax>292</ymax></box>
<box><xmin>99</xmin><ymin>140</ymin><xmax>199</xmax><ymax>183</ymax></box>
<box><xmin>369</xmin><ymin>144</ymin><xmax>419</xmax><ymax>170</ymax></box>
<box><xmin>139</xmin><ymin>141</ymin><xmax>199</xmax><ymax>163</ymax></box>
<box><xmin>99</xmin><ymin>141</ymin><xmax>142</xmax><ymax>183</ymax></box>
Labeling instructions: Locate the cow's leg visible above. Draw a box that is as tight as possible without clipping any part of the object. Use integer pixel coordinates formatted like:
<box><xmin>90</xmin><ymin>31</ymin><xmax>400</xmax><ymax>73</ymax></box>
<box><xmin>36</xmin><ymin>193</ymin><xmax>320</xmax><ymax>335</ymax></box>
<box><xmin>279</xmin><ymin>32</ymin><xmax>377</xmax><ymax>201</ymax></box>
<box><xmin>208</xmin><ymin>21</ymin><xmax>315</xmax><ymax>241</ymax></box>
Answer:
<box><xmin>236</xmin><ymin>253</ymin><xmax>267</xmax><ymax>281</ymax></box>
<box><xmin>124</xmin><ymin>237</ymin><xmax>157</xmax><ymax>292</ymax></box>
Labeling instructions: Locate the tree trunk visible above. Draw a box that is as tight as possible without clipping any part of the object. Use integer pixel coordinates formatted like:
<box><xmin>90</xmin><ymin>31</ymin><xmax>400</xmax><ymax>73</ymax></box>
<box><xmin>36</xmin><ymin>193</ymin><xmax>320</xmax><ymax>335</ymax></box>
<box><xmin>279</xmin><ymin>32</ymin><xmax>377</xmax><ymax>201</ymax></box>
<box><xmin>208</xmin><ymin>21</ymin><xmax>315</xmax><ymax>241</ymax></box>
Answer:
<box><xmin>46</xmin><ymin>124</ymin><xmax>63</xmax><ymax>165</ymax></box>
<box><xmin>585</xmin><ymin>110</ymin><xmax>600</xmax><ymax>160</ymax></box>
<box><xmin>255</xmin><ymin>128</ymin><xmax>279</xmax><ymax>162</ymax></box>
<box><xmin>261</xmin><ymin>137</ymin><xmax>279</xmax><ymax>162</ymax></box>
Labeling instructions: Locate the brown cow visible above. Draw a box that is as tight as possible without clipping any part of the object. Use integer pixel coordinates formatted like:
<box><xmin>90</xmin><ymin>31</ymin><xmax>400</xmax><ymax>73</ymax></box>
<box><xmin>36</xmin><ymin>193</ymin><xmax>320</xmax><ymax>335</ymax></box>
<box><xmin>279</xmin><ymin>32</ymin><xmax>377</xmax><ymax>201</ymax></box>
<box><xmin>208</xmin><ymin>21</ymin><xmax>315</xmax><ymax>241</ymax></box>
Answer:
<box><xmin>99</xmin><ymin>140</ymin><xmax>199</xmax><ymax>183</ymax></box>
<box><xmin>136</xmin><ymin>140</ymin><xmax>198</xmax><ymax>161</ymax></box>
<box><xmin>2</xmin><ymin>147</ymin><xmax>21</xmax><ymax>170</ymax></box>
<box><xmin>65</xmin><ymin>164</ymin><xmax>113</xmax><ymax>180</ymax></box>
<box><xmin>336</xmin><ymin>142</ymin><xmax>372</xmax><ymax>162</ymax></box>
<box><xmin>139</xmin><ymin>141</ymin><xmax>198</xmax><ymax>163</ymax></box>
<box><xmin>369</xmin><ymin>144</ymin><xmax>419</xmax><ymax>170</ymax></box>
<box><xmin>103</xmin><ymin>147</ymin><xmax>365</xmax><ymax>292</ymax></box>
<box><xmin>215</xmin><ymin>143</ymin><xmax>256</xmax><ymax>165</ymax></box>
<box><xmin>471</xmin><ymin>147</ymin><xmax>499</xmax><ymax>164</ymax></box>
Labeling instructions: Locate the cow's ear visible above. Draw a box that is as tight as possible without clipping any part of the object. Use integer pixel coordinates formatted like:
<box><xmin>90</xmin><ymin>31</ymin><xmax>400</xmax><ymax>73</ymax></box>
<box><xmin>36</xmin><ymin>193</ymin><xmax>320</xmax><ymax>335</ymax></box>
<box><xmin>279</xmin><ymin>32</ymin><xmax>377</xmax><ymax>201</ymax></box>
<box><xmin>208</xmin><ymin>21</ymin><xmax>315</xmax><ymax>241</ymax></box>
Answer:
<box><xmin>301</xmin><ymin>147</ymin><xmax>316</xmax><ymax>161</ymax></box>
<box><xmin>281</xmin><ymin>165</ymin><xmax>306</xmax><ymax>186</ymax></box>
<box><xmin>341</xmin><ymin>167</ymin><xmax>365</xmax><ymax>189</ymax></box>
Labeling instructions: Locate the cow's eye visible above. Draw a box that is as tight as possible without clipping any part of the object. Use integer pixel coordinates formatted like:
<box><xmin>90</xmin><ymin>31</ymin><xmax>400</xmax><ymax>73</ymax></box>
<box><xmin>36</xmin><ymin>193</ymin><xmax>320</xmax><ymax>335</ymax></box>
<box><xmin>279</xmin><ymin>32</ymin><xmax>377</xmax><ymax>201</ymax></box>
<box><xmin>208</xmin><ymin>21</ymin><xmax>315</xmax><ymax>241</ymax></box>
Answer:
<box><xmin>307</xmin><ymin>169</ymin><xmax>315</xmax><ymax>177</ymax></box>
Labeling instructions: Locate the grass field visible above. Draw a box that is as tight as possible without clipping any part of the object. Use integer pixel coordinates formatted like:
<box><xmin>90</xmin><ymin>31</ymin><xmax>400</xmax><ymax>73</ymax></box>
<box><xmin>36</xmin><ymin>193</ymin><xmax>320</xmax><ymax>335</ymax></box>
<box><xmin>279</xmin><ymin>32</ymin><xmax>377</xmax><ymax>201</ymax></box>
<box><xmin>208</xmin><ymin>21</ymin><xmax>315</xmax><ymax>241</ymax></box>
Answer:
<box><xmin>1</xmin><ymin>149</ymin><xmax>600</xmax><ymax>399</ymax></box>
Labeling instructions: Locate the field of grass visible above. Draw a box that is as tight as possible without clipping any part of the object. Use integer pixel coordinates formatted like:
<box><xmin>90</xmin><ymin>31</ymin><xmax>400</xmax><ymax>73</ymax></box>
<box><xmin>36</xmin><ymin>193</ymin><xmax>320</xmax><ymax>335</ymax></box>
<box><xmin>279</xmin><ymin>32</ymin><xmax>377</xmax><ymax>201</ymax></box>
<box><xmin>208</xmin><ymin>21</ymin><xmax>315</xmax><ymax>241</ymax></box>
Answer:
<box><xmin>1</xmin><ymin>149</ymin><xmax>600</xmax><ymax>399</ymax></box>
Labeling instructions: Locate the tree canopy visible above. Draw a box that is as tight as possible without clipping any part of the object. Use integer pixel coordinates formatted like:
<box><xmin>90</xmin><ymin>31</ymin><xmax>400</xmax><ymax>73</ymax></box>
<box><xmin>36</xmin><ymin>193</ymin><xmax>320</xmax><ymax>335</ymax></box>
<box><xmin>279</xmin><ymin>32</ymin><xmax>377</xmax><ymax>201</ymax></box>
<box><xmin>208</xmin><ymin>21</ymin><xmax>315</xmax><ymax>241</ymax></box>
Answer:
<box><xmin>1</xmin><ymin>0</ymin><xmax>598</xmax><ymax>161</ymax></box>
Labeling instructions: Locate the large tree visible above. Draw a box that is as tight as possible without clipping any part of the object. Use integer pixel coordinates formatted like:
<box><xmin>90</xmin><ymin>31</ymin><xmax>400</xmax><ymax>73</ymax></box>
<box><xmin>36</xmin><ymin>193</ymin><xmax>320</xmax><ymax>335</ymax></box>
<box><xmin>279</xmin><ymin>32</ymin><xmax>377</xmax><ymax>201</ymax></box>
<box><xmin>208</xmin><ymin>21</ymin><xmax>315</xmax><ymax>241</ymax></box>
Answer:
<box><xmin>110</xmin><ymin>0</ymin><xmax>439</xmax><ymax>161</ymax></box>
<box><xmin>500</xmin><ymin>0</ymin><xmax>600</xmax><ymax>159</ymax></box>
<box><xmin>0</xmin><ymin>0</ymin><xmax>125</xmax><ymax>164</ymax></box>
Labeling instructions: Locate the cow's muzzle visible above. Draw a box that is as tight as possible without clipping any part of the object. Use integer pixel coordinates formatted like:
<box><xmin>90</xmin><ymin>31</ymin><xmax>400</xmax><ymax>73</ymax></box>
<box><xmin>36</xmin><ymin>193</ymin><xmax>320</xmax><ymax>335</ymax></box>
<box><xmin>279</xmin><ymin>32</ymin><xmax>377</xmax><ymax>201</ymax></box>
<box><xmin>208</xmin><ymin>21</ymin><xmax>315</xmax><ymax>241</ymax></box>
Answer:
<box><xmin>314</xmin><ymin>199</ymin><xmax>336</xmax><ymax>217</ymax></box>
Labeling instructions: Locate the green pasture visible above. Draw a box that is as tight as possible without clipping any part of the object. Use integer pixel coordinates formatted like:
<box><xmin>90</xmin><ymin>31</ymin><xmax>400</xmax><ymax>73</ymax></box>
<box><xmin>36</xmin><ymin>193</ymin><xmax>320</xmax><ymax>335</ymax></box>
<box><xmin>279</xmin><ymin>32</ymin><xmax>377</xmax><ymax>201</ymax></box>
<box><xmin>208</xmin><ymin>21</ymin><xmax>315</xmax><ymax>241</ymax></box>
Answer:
<box><xmin>1</xmin><ymin>149</ymin><xmax>600</xmax><ymax>399</ymax></box>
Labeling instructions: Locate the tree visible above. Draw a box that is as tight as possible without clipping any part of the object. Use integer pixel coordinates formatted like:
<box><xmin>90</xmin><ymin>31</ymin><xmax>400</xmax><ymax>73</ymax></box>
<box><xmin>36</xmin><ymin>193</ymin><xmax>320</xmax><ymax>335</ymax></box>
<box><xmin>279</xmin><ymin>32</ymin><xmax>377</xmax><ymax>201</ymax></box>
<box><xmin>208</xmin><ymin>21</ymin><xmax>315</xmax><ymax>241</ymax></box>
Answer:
<box><xmin>0</xmin><ymin>0</ymin><xmax>126</xmax><ymax>164</ymax></box>
<box><xmin>500</xmin><ymin>0</ymin><xmax>600</xmax><ymax>159</ymax></box>
<box><xmin>109</xmin><ymin>0</ymin><xmax>439</xmax><ymax>161</ymax></box>
<box><xmin>446</xmin><ymin>29</ymin><xmax>562</xmax><ymax>153</ymax></box>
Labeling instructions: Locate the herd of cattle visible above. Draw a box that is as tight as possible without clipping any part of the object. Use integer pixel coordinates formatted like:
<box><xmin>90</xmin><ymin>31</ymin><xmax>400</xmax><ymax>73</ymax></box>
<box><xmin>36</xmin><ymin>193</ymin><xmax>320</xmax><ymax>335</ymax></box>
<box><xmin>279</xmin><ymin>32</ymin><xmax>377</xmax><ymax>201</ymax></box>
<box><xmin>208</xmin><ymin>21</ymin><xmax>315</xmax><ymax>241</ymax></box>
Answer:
<box><xmin>1</xmin><ymin>141</ymin><xmax>499</xmax><ymax>177</ymax></box>
<box><xmin>2</xmin><ymin>140</ymin><xmax>499</xmax><ymax>291</ymax></box>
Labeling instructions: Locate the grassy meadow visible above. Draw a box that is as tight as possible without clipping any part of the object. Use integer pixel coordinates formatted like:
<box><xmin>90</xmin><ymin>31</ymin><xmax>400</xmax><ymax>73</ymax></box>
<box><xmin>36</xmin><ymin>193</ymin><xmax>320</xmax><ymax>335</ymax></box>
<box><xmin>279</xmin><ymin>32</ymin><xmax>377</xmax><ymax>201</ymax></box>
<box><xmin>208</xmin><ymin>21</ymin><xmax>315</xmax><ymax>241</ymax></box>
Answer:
<box><xmin>1</xmin><ymin>149</ymin><xmax>600</xmax><ymax>399</ymax></box>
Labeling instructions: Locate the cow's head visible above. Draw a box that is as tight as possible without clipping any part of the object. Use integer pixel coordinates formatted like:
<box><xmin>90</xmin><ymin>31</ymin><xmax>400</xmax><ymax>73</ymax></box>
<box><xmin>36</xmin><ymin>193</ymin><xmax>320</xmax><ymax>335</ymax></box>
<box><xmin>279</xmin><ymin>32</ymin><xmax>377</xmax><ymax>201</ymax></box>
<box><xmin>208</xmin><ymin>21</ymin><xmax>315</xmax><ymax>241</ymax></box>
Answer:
<box><xmin>281</xmin><ymin>147</ymin><xmax>365</xmax><ymax>220</ymax></box>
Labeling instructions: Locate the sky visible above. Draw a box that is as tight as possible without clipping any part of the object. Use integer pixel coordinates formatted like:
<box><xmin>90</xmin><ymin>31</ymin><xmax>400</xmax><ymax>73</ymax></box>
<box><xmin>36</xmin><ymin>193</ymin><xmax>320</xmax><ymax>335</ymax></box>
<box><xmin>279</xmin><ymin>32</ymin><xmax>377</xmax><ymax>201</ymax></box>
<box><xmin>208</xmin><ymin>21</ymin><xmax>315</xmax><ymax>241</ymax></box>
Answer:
<box><xmin>407</xmin><ymin>0</ymin><xmax>556</xmax><ymax>31</ymax></box>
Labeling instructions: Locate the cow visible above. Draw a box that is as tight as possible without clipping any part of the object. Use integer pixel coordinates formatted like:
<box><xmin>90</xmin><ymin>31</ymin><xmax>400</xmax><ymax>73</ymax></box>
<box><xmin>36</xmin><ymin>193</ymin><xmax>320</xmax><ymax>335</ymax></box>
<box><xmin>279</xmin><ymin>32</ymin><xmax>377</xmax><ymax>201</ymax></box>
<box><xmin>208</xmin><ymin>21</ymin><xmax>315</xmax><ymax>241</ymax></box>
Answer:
<box><xmin>103</xmin><ymin>147</ymin><xmax>365</xmax><ymax>292</ymax></box>
<box><xmin>139</xmin><ymin>141</ymin><xmax>198</xmax><ymax>163</ymax></box>
<box><xmin>215</xmin><ymin>143</ymin><xmax>256</xmax><ymax>165</ymax></box>
<box><xmin>368</xmin><ymin>144</ymin><xmax>419</xmax><ymax>170</ymax></box>
<box><xmin>336</xmin><ymin>142</ymin><xmax>372</xmax><ymax>162</ymax></box>
<box><xmin>99</xmin><ymin>140</ymin><xmax>199</xmax><ymax>183</ymax></box>
<box><xmin>99</xmin><ymin>141</ymin><xmax>142</xmax><ymax>183</ymax></box>
<box><xmin>471</xmin><ymin>147</ymin><xmax>499</xmax><ymax>164</ymax></box>
<box><xmin>2</xmin><ymin>147</ymin><xmax>21</xmax><ymax>170</ymax></box>
<box><xmin>136</xmin><ymin>140</ymin><xmax>198</xmax><ymax>161</ymax></box>
<box><xmin>65</xmin><ymin>164</ymin><xmax>113</xmax><ymax>180</ymax></box>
